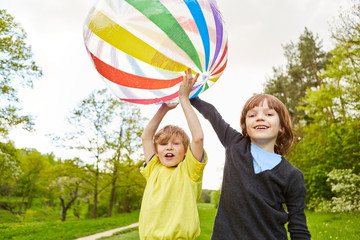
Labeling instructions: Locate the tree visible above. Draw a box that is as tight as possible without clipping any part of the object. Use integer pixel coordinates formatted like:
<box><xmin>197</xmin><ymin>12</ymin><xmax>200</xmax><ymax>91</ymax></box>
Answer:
<box><xmin>64</xmin><ymin>88</ymin><xmax>145</xmax><ymax>218</ymax></box>
<box><xmin>52</xmin><ymin>159</ymin><xmax>83</xmax><ymax>221</ymax></box>
<box><xmin>0</xmin><ymin>141</ymin><xmax>19</xmax><ymax>197</ymax></box>
<box><xmin>16</xmin><ymin>149</ymin><xmax>51</xmax><ymax>214</ymax></box>
<box><xmin>0</xmin><ymin>141</ymin><xmax>20</xmax><ymax>215</ymax></box>
<box><xmin>104</xmin><ymin>100</ymin><xmax>146</xmax><ymax>216</ymax></box>
<box><xmin>66</xmin><ymin>89</ymin><xmax>111</xmax><ymax>218</ymax></box>
<box><xmin>0</xmin><ymin>10</ymin><xmax>42</xmax><ymax>136</ymax></box>
<box><xmin>263</xmin><ymin>28</ymin><xmax>330</xmax><ymax>126</ymax></box>
<box><xmin>115</xmin><ymin>158</ymin><xmax>145</xmax><ymax>213</ymax></box>
<box><xmin>326</xmin><ymin>0</ymin><xmax>360</xmax><ymax>116</ymax></box>
<box><xmin>288</xmin><ymin>1</ymin><xmax>360</xmax><ymax>206</ymax></box>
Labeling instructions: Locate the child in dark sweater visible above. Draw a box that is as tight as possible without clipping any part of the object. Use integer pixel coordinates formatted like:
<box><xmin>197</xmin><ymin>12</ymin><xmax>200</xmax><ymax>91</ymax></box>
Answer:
<box><xmin>191</xmin><ymin>94</ymin><xmax>311</xmax><ymax>240</ymax></box>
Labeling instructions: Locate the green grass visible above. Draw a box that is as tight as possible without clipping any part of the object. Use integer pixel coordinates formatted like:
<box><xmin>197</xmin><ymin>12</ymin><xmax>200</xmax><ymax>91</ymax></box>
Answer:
<box><xmin>306</xmin><ymin>211</ymin><xmax>360</xmax><ymax>240</ymax></box>
<box><xmin>101</xmin><ymin>204</ymin><xmax>360</xmax><ymax>240</ymax></box>
<box><xmin>197</xmin><ymin>203</ymin><xmax>217</xmax><ymax>240</ymax></box>
<box><xmin>0</xmin><ymin>210</ymin><xmax>139</xmax><ymax>240</ymax></box>
<box><xmin>101</xmin><ymin>203</ymin><xmax>216</xmax><ymax>240</ymax></box>
<box><xmin>1</xmin><ymin>203</ymin><xmax>359</xmax><ymax>240</ymax></box>
<box><xmin>98</xmin><ymin>227</ymin><xmax>139</xmax><ymax>240</ymax></box>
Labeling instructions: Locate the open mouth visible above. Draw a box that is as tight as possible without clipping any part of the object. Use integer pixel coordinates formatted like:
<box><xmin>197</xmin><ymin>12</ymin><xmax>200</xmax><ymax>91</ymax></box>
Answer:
<box><xmin>165</xmin><ymin>153</ymin><xmax>174</xmax><ymax>158</ymax></box>
<box><xmin>255</xmin><ymin>125</ymin><xmax>269</xmax><ymax>130</ymax></box>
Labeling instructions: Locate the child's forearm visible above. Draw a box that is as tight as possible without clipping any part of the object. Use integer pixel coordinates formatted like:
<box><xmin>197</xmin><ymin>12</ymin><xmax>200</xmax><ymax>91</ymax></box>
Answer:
<box><xmin>180</xmin><ymin>96</ymin><xmax>204</xmax><ymax>161</ymax></box>
<box><xmin>142</xmin><ymin>104</ymin><xmax>169</xmax><ymax>140</ymax></box>
<box><xmin>180</xmin><ymin>97</ymin><xmax>203</xmax><ymax>143</ymax></box>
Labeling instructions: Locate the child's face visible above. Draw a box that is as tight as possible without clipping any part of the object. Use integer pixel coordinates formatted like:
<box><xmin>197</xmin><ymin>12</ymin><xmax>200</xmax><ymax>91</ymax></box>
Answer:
<box><xmin>156</xmin><ymin>136</ymin><xmax>186</xmax><ymax>167</ymax></box>
<box><xmin>245</xmin><ymin>100</ymin><xmax>281</xmax><ymax>151</ymax></box>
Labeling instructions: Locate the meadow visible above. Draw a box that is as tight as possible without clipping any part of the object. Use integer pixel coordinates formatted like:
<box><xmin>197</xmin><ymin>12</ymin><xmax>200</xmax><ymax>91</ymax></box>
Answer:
<box><xmin>1</xmin><ymin>203</ymin><xmax>359</xmax><ymax>240</ymax></box>
<box><xmin>0</xmin><ymin>209</ymin><xmax>139</xmax><ymax>240</ymax></box>
<box><xmin>101</xmin><ymin>203</ymin><xmax>360</xmax><ymax>240</ymax></box>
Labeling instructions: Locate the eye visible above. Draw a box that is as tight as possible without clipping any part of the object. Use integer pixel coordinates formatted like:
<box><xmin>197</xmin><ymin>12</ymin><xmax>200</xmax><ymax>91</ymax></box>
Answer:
<box><xmin>264</xmin><ymin>109</ymin><xmax>275</xmax><ymax>115</ymax></box>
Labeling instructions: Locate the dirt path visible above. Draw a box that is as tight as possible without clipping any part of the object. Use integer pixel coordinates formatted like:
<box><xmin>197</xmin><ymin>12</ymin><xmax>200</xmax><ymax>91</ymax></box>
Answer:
<box><xmin>75</xmin><ymin>222</ymin><xmax>139</xmax><ymax>240</ymax></box>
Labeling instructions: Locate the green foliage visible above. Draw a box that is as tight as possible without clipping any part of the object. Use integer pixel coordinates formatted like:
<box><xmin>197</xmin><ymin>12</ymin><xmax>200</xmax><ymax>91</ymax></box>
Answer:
<box><xmin>309</xmin><ymin>169</ymin><xmax>360</xmax><ymax>213</ymax></box>
<box><xmin>289</xmin><ymin>1</ymin><xmax>360</xmax><ymax>207</ymax></box>
<box><xmin>0</xmin><ymin>141</ymin><xmax>19</xmax><ymax>195</ymax></box>
<box><xmin>56</xmin><ymin>89</ymin><xmax>147</xmax><ymax>219</ymax></box>
<box><xmin>0</xmin><ymin>10</ymin><xmax>42</xmax><ymax>136</ymax></box>
<box><xmin>210</xmin><ymin>189</ymin><xmax>220</xmax><ymax>208</ymax></box>
<box><xmin>0</xmin><ymin>143</ymin><xmax>144</xmax><ymax>221</ymax></box>
<box><xmin>263</xmin><ymin>27</ymin><xmax>330</xmax><ymax>125</ymax></box>
<box><xmin>198</xmin><ymin>189</ymin><xmax>213</xmax><ymax>203</ymax></box>
<box><xmin>289</xmin><ymin>118</ymin><xmax>360</xmax><ymax>203</ymax></box>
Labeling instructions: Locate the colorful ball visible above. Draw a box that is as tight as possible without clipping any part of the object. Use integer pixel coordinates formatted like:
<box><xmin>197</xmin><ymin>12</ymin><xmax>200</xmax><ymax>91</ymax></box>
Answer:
<box><xmin>83</xmin><ymin>0</ymin><xmax>228</xmax><ymax>104</ymax></box>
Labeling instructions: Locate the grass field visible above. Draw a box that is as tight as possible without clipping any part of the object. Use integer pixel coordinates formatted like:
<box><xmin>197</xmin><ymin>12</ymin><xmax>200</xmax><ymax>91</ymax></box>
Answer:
<box><xmin>101</xmin><ymin>203</ymin><xmax>360</xmax><ymax>240</ymax></box>
<box><xmin>1</xmin><ymin>203</ymin><xmax>359</xmax><ymax>239</ymax></box>
<box><xmin>0</xmin><ymin>210</ymin><xmax>139</xmax><ymax>240</ymax></box>
<box><xmin>99</xmin><ymin>203</ymin><xmax>216</xmax><ymax>240</ymax></box>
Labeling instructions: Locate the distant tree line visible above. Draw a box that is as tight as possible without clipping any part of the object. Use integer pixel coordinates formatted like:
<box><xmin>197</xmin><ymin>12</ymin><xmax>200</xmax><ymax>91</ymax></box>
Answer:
<box><xmin>0</xmin><ymin>87</ymin><xmax>148</xmax><ymax>221</ymax></box>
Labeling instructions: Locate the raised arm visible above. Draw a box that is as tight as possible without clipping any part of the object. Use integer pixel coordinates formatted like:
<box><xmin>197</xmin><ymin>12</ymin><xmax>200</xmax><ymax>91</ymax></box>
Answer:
<box><xmin>178</xmin><ymin>69</ymin><xmax>204</xmax><ymax>162</ymax></box>
<box><xmin>190</xmin><ymin>96</ymin><xmax>240</xmax><ymax>147</ymax></box>
<box><xmin>141</xmin><ymin>103</ymin><xmax>178</xmax><ymax>163</ymax></box>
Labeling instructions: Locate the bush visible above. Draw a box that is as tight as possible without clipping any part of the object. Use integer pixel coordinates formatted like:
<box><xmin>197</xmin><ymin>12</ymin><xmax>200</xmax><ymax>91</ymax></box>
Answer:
<box><xmin>308</xmin><ymin>169</ymin><xmax>360</xmax><ymax>212</ymax></box>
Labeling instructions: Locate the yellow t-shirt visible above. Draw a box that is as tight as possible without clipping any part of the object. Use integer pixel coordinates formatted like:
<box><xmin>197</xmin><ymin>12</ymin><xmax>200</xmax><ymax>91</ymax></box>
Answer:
<box><xmin>139</xmin><ymin>147</ymin><xmax>208</xmax><ymax>240</ymax></box>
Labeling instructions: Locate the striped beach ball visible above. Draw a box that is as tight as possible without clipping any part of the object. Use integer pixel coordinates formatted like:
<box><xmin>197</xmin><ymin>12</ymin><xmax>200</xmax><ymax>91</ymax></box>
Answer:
<box><xmin>83</xmin><ymin>0</ymin><xmax>228</xmax><ymax>104</ymax></box>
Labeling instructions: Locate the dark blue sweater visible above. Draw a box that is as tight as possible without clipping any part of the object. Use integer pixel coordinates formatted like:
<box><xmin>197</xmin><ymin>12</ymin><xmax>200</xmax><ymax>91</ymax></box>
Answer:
<box><xmin>191</xmin><ymin>97</ymin><xmax>311</xmax><ymax>240</ymax></box>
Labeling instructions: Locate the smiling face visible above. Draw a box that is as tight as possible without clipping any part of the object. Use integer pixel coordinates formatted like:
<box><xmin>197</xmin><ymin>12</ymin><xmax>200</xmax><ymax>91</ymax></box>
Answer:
<box><xmin>240</xmin><ymin>94</ymin><xmax>295</xmax><ymax>155</ymax></box>
<box><xmin>244</xmin><ymin>100</ymin><xmax>282</xmax><ymax>152</ymax></box>
<box><xmin>156</xmin><ymin>136</ymin><xmax>186</xmax><ymax>167</ymax></box>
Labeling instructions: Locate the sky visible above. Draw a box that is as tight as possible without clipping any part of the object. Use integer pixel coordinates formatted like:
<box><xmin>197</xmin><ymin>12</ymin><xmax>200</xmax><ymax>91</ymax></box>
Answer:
<box><xmin>1</xmin><ymin>0</ymin><xmax>352</xmax><ymax>190</ymax></box>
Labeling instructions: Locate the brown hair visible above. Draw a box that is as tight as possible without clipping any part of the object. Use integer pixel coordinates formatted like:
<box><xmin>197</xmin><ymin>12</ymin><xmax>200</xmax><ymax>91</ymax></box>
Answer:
<box><xmin>240</xmin><ymin>94</ymin><xmax>294</xmax><ymax>155</ymax></box>
<box><xmin>153</xmin><ymin>125</ymin><xmax>190</xmax><ymax>153</ymax></box>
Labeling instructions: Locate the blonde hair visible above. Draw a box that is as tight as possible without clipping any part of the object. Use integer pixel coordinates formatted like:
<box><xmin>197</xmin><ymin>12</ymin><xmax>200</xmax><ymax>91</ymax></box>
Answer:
<box><xmin>153</xmin><ymin>125</ymin><xmax>190</xmax><ymax>153</ymax></box>
<box><xmin>240</xmin><ymin>94</ymin><xmax>294</xmax><ymax>155</ymax></box>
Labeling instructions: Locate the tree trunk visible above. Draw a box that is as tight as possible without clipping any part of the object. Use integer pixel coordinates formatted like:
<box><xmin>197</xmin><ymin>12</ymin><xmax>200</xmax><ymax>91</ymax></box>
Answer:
<box><xmin>18</xmin><ymin>193</ymin><xmax>27</xmax><ymax>215</ymax></box>
<box><xmin>59</xmin><ymin>197</ymin><xmax>67</xmax><ymax>221</ymax></box>
<box><xmin>92</xmin><ymin>188</ymin><xmax>98</xmax><ymax>219</ymax></box>
<box><xmin>92</xmin><ymin>162</ymin><xmax>100</xmax><ymax>219</ymax></box>
<box><xmin>107</xmin><ymin>177</ymin><xmax>116</xmax><ymax>217</ymax></box>
<box><xmin>123</xmin><ymin>187</ymin><xmax>131</xmax><ymax>213</ymax></box>
<box><xmin>107</xmin><ymin>167</ymin><xmax>118</xmax><ymax>217</ymax></box>
<box><xmin>44</xmin><ymin>203</ymin><xmax>48</xmax><ymax>214</ymax></box>
<box><xmin>59</xmin><ymin>185</ymin><xmax>78</xmax><ymax>221</ymax></box>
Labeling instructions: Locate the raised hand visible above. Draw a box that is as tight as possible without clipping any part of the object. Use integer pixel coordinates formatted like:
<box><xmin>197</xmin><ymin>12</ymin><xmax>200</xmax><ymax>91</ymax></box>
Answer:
<box><xmin>179</xmin><ymin>68</ymin><xmax>199</xmax><ymax>100</ymax></box>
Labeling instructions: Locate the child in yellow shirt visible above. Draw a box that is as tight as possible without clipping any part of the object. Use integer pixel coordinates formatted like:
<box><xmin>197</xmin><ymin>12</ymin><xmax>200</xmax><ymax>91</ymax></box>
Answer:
<box><xmin>139</xmin><ymin>69</ymin><xmax>207</xmax><ymax>240</ymax></box>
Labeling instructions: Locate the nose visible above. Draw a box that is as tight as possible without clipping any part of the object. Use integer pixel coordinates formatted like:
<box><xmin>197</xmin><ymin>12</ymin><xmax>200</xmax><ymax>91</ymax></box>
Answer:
<box><xmin>166</xmin><ymin>143</ymin><xmax>173</xmax><ymax>149</ymax></box>
<box><xmin>256</xmin><ymin>114</ymin><xmax>265</xmax><ymax>121</ymax></box>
